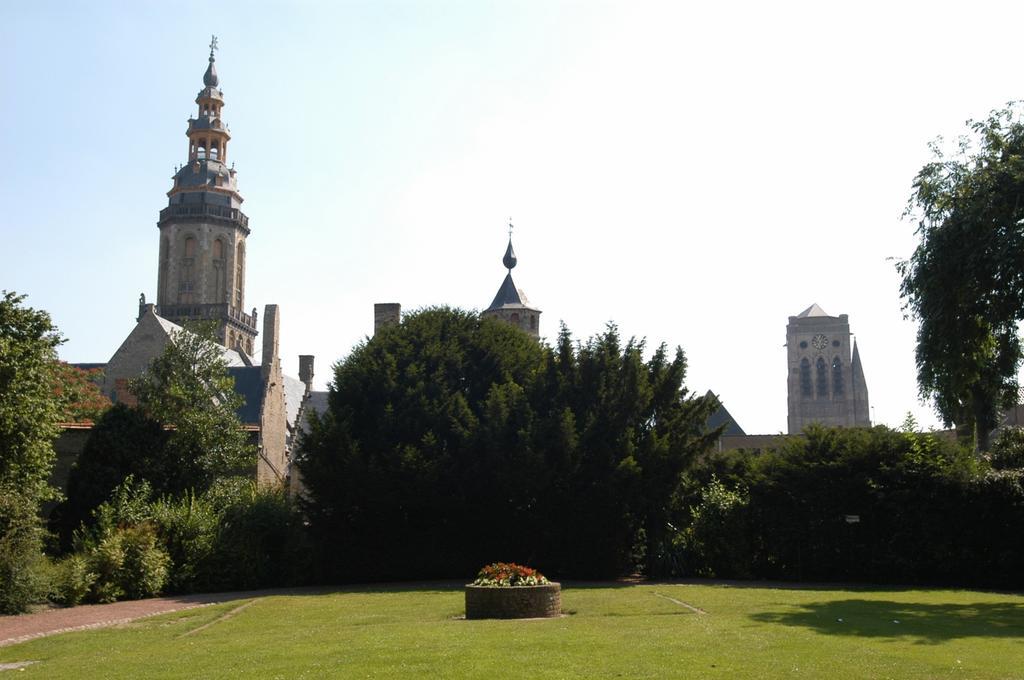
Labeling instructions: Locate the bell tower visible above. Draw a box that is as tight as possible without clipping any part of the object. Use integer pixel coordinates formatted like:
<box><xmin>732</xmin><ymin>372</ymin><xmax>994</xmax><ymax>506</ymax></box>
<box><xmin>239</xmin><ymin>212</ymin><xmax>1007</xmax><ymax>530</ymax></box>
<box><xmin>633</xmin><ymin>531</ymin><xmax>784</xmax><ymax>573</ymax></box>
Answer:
<box><xmin>786</xmin><ymin>304</ymin><xmax>870</xmax><ymax>434</ymax></box>
<box><xmin>155</xmin><ymin>36</ymin><xmax>258</xmax><ymax>356</ymax></box>
<box><xmin>482</xmin><ymin>220</ymin><xmax>541</xmax><ymax>339</ymax></box>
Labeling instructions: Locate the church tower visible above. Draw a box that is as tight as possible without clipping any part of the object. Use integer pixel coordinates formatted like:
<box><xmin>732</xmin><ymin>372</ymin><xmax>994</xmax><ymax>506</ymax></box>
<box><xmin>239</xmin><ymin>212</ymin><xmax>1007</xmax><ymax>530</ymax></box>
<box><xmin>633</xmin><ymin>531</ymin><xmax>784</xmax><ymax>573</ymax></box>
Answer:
<box><xmin>154</xmin><ymin>37</ymin><xmax>257</xmax><ymax>356</ymax></box>
<box><xmin>482</xmin><ymin>222</ymin><xmax>541</xmax><ymax>339</ymax></box>
<box><xmin>786</xmin><ymin>304</ymin><xmax>870</xmax><ymax>434</ymax></box>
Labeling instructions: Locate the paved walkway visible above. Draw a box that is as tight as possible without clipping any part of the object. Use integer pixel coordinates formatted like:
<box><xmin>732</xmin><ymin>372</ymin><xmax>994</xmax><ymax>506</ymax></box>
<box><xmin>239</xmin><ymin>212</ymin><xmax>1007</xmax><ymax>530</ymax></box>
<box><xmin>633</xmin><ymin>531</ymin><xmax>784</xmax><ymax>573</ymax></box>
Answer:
<box><xmin>0</xmin><ymin>587</ymin><xmax>326</xmax><ymax>648</ymax></box>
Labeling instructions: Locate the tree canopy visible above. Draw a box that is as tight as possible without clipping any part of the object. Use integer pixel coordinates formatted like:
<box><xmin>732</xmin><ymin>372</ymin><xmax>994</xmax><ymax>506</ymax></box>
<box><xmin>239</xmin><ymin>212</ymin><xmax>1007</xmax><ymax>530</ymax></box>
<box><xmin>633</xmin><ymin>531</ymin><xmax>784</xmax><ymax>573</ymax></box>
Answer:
<box><xmin>899</xmin><ymin>103</ymin><xmax>1024</xmax><ymax>450</ymax></box>
<box><xmin>0</xmin><ymin>291</ymin><xmax>63</xmax><ymax>504</ymax></box>
<box><xmin>60</xmin><ymin>322</ymin><xmax>254</xmax><ymax>541</ymax></box>
<box><xmin>0</xmin><ymin>291</ymin><xmax>64</xmax><ymax>612</ymax></box>
<box><xmin>297</xmin><ymin>307</ymin><xmax>720</xmax><ymax>580</ymax></box>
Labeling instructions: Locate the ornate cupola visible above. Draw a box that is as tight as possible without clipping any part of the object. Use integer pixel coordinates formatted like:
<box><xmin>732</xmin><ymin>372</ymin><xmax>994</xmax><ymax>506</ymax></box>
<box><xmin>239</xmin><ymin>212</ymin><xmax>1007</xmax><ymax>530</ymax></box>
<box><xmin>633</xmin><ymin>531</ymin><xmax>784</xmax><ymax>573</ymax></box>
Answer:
<box><xmin>155</xmin><ymin>36</ymin><xmax>258</xmax><ymax>357</ymax></box>
<box><xmin>482</xmin><ymin>220</ymin><xmax>541</xmax><ymax>339</ymax></box>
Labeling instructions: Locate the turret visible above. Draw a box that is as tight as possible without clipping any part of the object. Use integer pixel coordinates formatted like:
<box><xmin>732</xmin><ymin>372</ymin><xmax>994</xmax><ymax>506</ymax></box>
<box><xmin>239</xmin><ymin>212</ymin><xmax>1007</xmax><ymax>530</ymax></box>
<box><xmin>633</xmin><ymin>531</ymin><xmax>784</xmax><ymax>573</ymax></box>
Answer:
<box><xmin>481</xmin><ymin>220</ymin><xmax>541</xmax><ymax>339</ymax></box>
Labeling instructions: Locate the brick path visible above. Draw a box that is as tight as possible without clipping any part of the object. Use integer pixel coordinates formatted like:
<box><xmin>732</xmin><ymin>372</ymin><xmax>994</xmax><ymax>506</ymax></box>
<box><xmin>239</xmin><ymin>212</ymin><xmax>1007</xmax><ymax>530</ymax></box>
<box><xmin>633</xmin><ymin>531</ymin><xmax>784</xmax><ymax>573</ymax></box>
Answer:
<box><xmin>0</xmin><ymin>587</ymin><xmax>327</xmax><ymax>648</ymax></box>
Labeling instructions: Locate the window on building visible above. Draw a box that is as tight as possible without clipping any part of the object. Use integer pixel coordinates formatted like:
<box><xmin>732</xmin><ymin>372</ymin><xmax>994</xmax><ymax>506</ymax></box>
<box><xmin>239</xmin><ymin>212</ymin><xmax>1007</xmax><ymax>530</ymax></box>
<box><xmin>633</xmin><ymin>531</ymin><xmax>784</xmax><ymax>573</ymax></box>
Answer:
<box><xmin>180</xmin><ymin>236</ymin><xmax>197</xmax><ymax>304</ymax></box>
<box><xmin>800</xmin><ymin>358</ymin><xmax>812</xmax><ymax>397</ymax></box>
<box><xmin>832</xmin><ymin>357</ymin><xmax>844</xmax><ymax>396</ymax></box>
<box><xmin>235</xmin><ymin>242</ymin><xmax>245</xmax><ymax>307</ymax></box>
<box><xmin>816</xmin><ymin>357</ymin><xmax>828</xmax><ymax>398</ymax></box>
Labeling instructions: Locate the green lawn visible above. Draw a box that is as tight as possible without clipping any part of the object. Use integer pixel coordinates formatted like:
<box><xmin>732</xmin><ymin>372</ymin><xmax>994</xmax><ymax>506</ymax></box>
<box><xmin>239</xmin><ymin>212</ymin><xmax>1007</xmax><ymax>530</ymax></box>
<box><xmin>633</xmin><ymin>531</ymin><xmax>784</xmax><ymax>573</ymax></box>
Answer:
<box><xmin>2</xmin><ymin>583</ymin><xmax>1023</xmax><ymax>678</ymax></box>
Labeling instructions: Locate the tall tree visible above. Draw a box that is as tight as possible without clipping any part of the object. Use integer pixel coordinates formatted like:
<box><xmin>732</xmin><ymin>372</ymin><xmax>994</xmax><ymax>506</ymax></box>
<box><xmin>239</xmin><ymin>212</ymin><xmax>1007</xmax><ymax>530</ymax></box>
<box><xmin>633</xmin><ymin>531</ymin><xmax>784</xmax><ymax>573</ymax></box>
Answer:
<box><xmin>899</xmin><ymin>103</ymin><xmax>1024</xmax><ymax>451</ymax></box>
<box><xmin>298</xmin><ymin>308</ymin><xmax>719</xmax><ymax>580</ymax></box>
<box><xmin>129</xmin><ymin>322</ymin><xmax>254</xmax><ymax>495</ymax></box>
<box><xmin>0</xmin><ymin>291</ymin><xmax>63</xmax><ymax>612</ymax></box>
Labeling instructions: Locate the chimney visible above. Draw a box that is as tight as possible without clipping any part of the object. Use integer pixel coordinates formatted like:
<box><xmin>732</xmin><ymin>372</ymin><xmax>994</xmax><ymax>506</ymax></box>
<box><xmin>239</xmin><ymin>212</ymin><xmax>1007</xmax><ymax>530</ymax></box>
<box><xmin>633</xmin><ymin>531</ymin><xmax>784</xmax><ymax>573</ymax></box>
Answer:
<box><xmin>374</xmin><ymin>303</ymin><xmax>401</xmax><ymax>335</ymax></box>
<box><xmin>262</xmin><ymin>304</ymin><xmax>280</xmax><ymax>381</ymax></box>
<box><xmin>298</xmin><ymin>355</ymin><xmax>315</xmax><ymax>394</ymax></box>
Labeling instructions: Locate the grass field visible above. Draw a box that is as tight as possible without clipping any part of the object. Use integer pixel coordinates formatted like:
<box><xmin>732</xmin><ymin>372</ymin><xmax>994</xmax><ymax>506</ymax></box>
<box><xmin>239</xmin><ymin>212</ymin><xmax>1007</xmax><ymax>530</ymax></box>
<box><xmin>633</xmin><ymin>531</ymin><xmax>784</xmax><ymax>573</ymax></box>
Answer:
<box><xmin>1</xmin><ymin>582</ymin><xmax>1022</xmax><ymax>678</ymax></box>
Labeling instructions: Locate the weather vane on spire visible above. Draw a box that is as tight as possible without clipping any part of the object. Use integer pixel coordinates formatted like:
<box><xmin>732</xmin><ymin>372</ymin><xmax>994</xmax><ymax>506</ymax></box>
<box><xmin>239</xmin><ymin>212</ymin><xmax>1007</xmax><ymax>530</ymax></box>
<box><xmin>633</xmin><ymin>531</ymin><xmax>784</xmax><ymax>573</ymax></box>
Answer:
<box><xmin>508</xmin><ymin>217</ymin><xmax>514</xmax><ymax>239</ymax></box>
<box><xmin>209</xmin><ymin>35</ymin><xmax>219</xmax><ymax>55</ymax></box>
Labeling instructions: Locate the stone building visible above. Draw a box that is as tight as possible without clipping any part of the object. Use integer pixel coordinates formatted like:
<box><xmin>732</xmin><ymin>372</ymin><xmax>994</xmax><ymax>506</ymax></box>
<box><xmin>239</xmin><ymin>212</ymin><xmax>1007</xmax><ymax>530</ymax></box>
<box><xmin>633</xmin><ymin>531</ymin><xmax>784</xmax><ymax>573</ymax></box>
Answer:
<box><xmin>786</xmin><ymin>303</ymin><xmax>870</xmax><ymax>434</ymax></box>
<box><xmin>154</xmin><ymin>40</ymin><xmax>258</xmax><ymax>356</ymax></box>
<box><xmin>55</xmin><ymin>42</ymin><xmax>316</xmax><ymax>490</ymax></box>
<box><xmin>481</xmin><ymin>229</ymin><xmax>541</xmax><ymax>339</ymax></box>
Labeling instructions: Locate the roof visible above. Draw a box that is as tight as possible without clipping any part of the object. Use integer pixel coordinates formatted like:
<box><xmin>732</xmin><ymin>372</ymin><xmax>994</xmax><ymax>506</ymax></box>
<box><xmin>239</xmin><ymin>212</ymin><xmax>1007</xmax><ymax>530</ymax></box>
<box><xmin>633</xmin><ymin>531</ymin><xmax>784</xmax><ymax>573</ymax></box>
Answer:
<box><xmin>228</xmin><ymin>366</ymin><xmax>264</xmax><ymax>425</ymax></box>
<box><xmin>153</xmin><ymin>312</ymin><xmax>249</xmax><ymax>367</ymax></box>
<box><xmin>71</xmin><ymin>363</ymin><xmax>107</xmax><ymax>371</ymax></box>
<box><xmin>283</xmin><ymin>375</ymin><xmax>306</xmax><ymax>428</ymax></box>
<box><xmin>486</xmin><ymin>273</ymin><xmax>533</xmax><ymax>311</ymax></box>
<box><xmin>299</xmin><ymin>390</ymin><xmax>330</xmax><ymax>436</ymax></box>
<box><xmin>226</xmin><ymin>367</ymin><xmax>308</xmax><ymax>429</ymax></box>
<box><xmin>796</xmin><ymin>303</ymin><xmax>830</xmax><ymax>318</ymax></box>
<box><xmin>705</xmin><ymin>390</ymin><xmax>746</xmax><ymax>437</ymax></box>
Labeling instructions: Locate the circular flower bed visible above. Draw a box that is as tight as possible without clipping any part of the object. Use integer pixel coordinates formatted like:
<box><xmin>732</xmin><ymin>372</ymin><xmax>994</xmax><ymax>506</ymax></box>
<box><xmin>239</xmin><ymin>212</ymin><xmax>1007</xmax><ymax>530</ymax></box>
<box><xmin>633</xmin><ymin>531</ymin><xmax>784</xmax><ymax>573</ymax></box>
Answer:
<box><xmin>465</xmin><ymin>563</ymin><xmax>561</xmax><ymax>620</ymax></box>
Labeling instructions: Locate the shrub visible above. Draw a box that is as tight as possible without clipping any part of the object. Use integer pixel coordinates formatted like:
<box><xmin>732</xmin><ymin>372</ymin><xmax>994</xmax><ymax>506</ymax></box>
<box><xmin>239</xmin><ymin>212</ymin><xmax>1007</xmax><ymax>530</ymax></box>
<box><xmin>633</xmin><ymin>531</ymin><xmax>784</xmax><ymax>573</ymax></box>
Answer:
<box><xmin>149</xmin><ymin>491</ymin><xmax>219</xmax><ymax>593</ymax></box>
<box><xmin>50</xmin><ymin>554</ymin><xmax>95</xmax><ymax>606</ymax></box>
<box><xmin>210</xmin><ymin>485</ymin><xmax>304</xmax><ymax>591</ymax></box>
<box><xmin>0</xmin><ymin>491</ymin><xmax>51</xmax><ymax>614</ymax></box>
<box><xmin>990</xmin><ymin>428</ymin><xmax>1024</xmax><ymax>470</ymax></box>
<box><xmin>681</xmin><ymin>477</ymin><xmax>751</xmax><ymax>578</ymax></box>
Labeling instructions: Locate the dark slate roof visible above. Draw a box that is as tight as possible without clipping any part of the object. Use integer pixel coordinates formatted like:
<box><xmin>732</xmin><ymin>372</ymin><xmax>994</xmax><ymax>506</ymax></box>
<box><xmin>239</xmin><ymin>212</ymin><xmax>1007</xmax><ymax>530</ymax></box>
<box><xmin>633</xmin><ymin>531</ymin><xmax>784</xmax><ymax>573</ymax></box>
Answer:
<box><xmin>502</xmin><ymin>239</ymin><xmax>517</xmax><ymax>270</ymax></box>
<box><xmin>228</xmin><ymin>366</ymin><xmax>263</xmax><ymax>425</ymax></box>
<box><xmin>227</xmin><ymin>367</ymin><xmax>308</xmax><ymax>429</ymax></box>
<box><xmin>283</xmin><ymin>375</ymin><xmax>306</xmax><ymax>428</ymax></box>
<box><xmin>300</xmin><ymin>391</ymin><xmax>330</xmax><ymax>436</ymax></box>
<box><xmin>486</xmin><ymin>273</ymin><xmax>535</xmax><ymax>311</ymax></box>
<box><xmin>705</xmin><ymin>390</ymin><xmax>746</xmax><ymax>436</ymax></box>
<box><xmin>203</xmin><ymin>54</ymin><xmax>219</xmax><ymax>87</ymax></box>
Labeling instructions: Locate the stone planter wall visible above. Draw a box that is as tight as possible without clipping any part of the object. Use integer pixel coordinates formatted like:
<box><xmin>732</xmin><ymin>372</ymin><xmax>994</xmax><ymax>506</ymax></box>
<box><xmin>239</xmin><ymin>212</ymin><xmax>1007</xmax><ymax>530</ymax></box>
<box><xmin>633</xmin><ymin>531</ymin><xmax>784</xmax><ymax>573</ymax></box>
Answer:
<box><xmin>464</xmin><ymin>583</ymin><xmax>562</xmax><ymax>619</ymax></box>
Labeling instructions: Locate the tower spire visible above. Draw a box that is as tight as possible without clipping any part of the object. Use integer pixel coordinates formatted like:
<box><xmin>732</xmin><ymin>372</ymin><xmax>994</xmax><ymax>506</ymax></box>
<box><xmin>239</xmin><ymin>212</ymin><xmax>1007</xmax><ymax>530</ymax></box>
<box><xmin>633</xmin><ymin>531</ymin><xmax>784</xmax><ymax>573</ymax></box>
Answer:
<box><xmin>503</xmin><ymin>218</ymin><xmax>517</xmax><ymax>271</ymax></box>
<box><xmin>203</xmin><ymin>35</ymin><xmax>219</xmax><ymax>87</ymax></box>
<box><xmin>155</xmin><ymin>40</ymin><xmax>257</xmax><ymax>356</ymax></box>
<box><xmin>483</xmin><ymin>219</ymin><xmax>540</xmax><ymax>339</ymax></box>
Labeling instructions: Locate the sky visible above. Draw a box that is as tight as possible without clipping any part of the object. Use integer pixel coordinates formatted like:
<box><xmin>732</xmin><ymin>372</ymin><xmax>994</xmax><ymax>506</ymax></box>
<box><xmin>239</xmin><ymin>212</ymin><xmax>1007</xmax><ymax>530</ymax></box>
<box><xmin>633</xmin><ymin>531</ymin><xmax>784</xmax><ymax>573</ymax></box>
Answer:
<box><xmin>3</xmin><ymin>0</ymin><xmax>1023</xmax><ymax>434</ymax></box>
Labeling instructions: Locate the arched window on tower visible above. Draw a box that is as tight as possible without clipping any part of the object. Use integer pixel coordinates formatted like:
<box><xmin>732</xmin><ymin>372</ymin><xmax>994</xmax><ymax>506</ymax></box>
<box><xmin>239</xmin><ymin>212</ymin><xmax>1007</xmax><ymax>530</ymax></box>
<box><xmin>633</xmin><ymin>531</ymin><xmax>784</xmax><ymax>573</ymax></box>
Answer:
<box><xmin>832</xmin><ymin>357</ymin><xmax>844</xmax><ymax>396</ymax></box>
<box><xmin>816</xmin><ymin>357</ymin><xmax>828</xmax><ymax>398</ymax></box>
<box><xmin>159</xmin><ymin>237</ymin><xmax>170</xmax><ymax>303</ymax></box>
<box><xmin>179</xmin><ymin>236</ymin><xmax>197</xmax><ymax>304</ymax></box>
<box><xmin>235</xmin><ymin>243</ymin><xmax>245</xmax><ymax>308</ymax></box>
<box><xmin>213</xmin><ymin>238</ymin><xmax>226</xmax><ymax>303</ymax></box>
<box><xmin>210</xmin><ymin>144</ymin><xmax>219</xmax><ymax>161</ymax></box>
<box><xmin>800</xmin><ymin>358</ymin><xmax>812</xmax><ymax>397</ymax></box>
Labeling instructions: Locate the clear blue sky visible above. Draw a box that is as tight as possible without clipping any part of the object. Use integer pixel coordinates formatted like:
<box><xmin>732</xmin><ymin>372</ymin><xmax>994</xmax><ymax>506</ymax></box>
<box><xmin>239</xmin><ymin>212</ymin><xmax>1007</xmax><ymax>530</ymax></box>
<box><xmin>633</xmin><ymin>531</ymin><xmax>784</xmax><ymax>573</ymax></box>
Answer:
<box><xmin>4</xmin><ymin>0</ymin><xmax>1023</xmax><ymax>433</ymax></box>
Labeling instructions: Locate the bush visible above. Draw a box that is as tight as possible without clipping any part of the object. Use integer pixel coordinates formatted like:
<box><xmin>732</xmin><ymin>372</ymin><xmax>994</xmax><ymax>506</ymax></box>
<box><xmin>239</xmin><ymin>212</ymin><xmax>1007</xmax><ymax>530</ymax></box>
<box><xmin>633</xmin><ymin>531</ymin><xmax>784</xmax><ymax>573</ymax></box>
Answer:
<box><xmin>990</xmin><ymin>428</ymin><xmax>1024</xmax><ymax>470</ymax></box>
<box><xmin>680</xmin><ymin>477</ymin><xmax>751</xmax><ymax>578</ymax></box>
<box><xmin>210</xmin><ymin>485</ymin><xmax>305</xmax><ymax>591</ymax></box>
<box><xmin>50</xmin><ymin>554</ymin><xmax>95</xmax><ymax>606</ymax></box>
<box><xmin>0</xmin><ymin>491</ymin><xmax>51</xmax><ymax>614</ymax></box>
<box><xmin>149</xmin><ymin>491</ymin><xmax>219</xmax><ymax>593</ymax></box>
<box><xmin>678</xmin><ymin>425</ymin><xmax>1024</xmax><ymax>588</ymax></box>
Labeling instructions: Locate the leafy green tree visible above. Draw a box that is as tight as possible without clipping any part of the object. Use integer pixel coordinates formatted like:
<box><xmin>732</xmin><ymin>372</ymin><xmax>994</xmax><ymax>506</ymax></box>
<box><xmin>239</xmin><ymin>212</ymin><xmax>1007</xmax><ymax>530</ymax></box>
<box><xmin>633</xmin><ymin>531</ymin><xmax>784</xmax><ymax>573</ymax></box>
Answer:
<box><xmin>298</xmin><ymin>307</ymin><xmax>719</xmax><ymax>580</ymax></box>
<box><xmin>61</xmin><ymin>323</ymin><xmax>254</xmax><ymax>538</ymax></box>
<box><xmin>129</xmin><ymin>322</ymin><xmax>254</xmax><ymax>495</ymax></box>
<box><xmin>52</xmin><ymin>404</ymin><xmax>167</xmax><ymax>546</ymax></box>
<box><xmin>0</xmin><ymin>291</ymin><xmax>64</xmax><ymax>612</ymax></box>
<box><xmin>899</xmin><ymin>104</ymin><xmax>1024</xmax><ymax>450</ymax></box>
